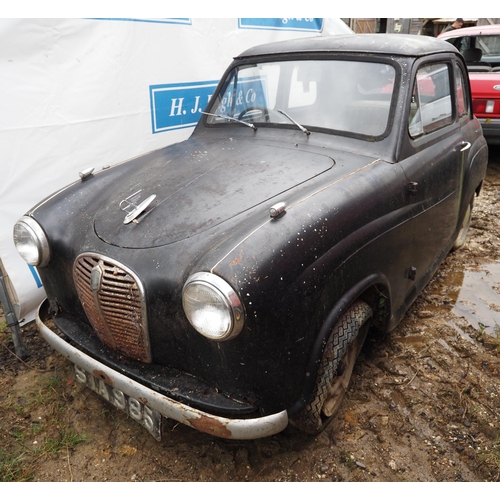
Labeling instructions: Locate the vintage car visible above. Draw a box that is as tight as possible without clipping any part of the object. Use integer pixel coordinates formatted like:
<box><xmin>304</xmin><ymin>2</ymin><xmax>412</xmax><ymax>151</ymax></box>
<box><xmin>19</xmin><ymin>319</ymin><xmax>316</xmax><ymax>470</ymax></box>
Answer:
<box><xmin>438</xmin><ymin>24</ymin><xmax>500</xmax><ymax>145</ymax></box>
<box><xmin>14</xmin><ymin>34</ymin><xmax>488</xmax><ymax>440</ymax></box>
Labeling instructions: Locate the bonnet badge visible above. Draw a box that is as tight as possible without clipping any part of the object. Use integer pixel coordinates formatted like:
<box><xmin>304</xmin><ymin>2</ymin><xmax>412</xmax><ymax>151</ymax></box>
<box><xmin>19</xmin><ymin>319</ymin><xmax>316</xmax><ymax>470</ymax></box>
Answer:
<box><xmin>119</xmin><ymin>189</ymin><xmax>157</xmax><ymax>225</ymax></box>
<box><xmin>90</xmin><ymin>264</ymin><xmax>103</xmax><ymax>292</ymax></box>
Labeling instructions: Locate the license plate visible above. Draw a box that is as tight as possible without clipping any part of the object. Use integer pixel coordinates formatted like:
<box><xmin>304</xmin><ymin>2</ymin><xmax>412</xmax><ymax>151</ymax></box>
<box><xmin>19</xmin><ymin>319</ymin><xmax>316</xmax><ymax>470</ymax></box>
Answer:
<box><xmin>73</xmin><ymin>364</ymin><xmax>162</xmax><ymax>441</ymax></box>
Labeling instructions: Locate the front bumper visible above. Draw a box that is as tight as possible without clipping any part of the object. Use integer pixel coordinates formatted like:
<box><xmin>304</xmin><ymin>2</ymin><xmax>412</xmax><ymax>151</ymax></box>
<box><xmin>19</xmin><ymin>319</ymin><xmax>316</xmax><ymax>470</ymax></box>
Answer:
<box><xmin>36</xmin><ymin>300</ymin><xmax>288</xmax><ymax>440</ymax></box>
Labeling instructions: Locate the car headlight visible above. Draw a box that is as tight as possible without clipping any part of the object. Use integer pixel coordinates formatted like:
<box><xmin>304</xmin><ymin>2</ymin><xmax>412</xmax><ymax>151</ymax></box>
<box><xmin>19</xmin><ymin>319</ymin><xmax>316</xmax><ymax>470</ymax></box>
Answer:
<box><xmin>182</xmin><ymin>272</ymin><xmax>244</xmax><ymax>341</ymax></box>
<box><xmin>13</xmin><ymin>216</ymin><xmax>50</xmax><ymax>267</ymax></box>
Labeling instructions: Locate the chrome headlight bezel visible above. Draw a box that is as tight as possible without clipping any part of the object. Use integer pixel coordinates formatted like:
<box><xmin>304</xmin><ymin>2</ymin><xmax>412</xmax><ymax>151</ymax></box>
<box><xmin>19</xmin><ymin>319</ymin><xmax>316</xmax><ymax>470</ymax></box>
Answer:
<box><xmin>182</xmin><ymin>272</ymin><xmax>245</xmax><ymax>341</ymax></box>
<box><xmin>13</xmin><ymin>216</ymin><xmax>50</xmax><ymax>267</ymax></box>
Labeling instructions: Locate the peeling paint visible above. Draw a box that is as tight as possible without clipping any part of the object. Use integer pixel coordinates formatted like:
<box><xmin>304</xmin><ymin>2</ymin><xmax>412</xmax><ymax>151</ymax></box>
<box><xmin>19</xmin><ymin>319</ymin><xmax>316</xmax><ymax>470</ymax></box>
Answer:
<box><xmin>188</xmin><ymin>415</ymin><xmax>233</xmax><ymax>439</ymax></box>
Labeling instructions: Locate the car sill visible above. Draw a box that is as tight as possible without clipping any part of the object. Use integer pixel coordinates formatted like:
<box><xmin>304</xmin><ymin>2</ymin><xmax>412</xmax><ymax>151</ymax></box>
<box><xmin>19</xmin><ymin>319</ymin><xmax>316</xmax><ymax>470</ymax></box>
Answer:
<box><xmin>36</xmin><ymin>299</ymin><xmax>289</xmax><ymax>440</ymax></box>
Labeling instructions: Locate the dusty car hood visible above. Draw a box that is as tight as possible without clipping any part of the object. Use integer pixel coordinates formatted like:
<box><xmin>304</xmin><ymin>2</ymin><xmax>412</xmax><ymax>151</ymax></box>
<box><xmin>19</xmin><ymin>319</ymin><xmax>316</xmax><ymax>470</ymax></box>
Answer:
<box><xmin>94</xmin><ymin>140</ymin><xmax>334</xmax><ymax>248</ymax></box>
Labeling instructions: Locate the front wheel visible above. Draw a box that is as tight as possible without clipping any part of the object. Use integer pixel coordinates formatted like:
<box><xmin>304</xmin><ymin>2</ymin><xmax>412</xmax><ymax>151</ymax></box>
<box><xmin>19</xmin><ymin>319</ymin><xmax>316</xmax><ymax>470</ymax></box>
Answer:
<box><xmin>291</xmin><ymin>300</ymin><xmax>373</xmax><ymax>434</ymax></box>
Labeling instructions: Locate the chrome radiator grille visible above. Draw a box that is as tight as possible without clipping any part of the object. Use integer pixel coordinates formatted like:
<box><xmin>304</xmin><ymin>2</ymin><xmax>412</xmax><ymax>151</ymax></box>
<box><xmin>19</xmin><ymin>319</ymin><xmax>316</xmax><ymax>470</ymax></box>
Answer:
<box><xmin>73</xmin><ymin>253</ymin><xmax>151</xmax><ymax>363</ymax></box>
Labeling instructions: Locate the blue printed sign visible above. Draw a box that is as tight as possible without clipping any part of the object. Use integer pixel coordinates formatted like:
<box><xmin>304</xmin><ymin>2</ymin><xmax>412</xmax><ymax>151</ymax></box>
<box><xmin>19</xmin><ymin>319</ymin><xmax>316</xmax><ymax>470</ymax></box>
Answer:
<box><xmin>150</xmin><ymin>81</ymin><xmax>219</xmax><ymax>133</ymax></box>
<box><xmin>238</xmin><ymin>18</ymin><xmax>323</xmax><ymax>32</ymax></box>
<box><xmin>216</xmin><ymin>77</ymin><xmax>268</xmax><ymax>117</ymax></box>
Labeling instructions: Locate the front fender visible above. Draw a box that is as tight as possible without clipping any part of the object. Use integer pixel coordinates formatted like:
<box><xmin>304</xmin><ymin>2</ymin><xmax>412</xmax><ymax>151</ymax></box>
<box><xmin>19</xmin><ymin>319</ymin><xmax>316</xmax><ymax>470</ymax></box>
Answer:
<box><xmin>287</xmin><ymin>273</ymin><xmax>390</xmax><ymax>416</ymax></box>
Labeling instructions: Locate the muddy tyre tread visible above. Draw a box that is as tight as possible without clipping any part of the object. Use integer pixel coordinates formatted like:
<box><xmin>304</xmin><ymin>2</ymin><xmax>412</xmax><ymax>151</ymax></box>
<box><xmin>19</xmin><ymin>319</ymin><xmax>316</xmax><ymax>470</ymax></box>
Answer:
<box><xmin>292</xmin><ymin>300</ymin><xmax>372</xmax><ymax>434</ymax></box>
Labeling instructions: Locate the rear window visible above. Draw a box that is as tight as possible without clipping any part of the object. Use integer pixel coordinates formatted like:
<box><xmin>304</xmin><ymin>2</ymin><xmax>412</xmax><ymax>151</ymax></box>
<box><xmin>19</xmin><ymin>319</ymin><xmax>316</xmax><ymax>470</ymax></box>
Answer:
<box><xmin>445</xmin><ymin>34</ymin><xmax>500</xmax><ymax>66</ymax></box>
<box><xmin>476</xmin><ymin>35</ymin><xmax>500</xmax><ymax>65</ymax></box>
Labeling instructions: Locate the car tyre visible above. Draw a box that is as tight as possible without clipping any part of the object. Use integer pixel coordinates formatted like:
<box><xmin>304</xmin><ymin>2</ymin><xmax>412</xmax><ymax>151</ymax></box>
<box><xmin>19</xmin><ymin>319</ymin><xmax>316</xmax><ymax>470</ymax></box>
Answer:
<box><xmin>291</xmin><ymin>300</ymin><xmax>372</xmax><ymax>434</ymax></box>
<box><xmin>452</xmin><ymin>198</ymin><xmax>474</xmax><ymax>251</ymax></box>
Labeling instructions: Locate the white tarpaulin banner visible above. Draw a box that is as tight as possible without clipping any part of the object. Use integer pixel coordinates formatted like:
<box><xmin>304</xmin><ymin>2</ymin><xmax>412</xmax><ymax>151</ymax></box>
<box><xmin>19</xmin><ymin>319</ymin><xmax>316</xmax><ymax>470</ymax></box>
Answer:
<box><xmin>0</xmin><ymin>17</ymin><xmax>352</xmax><ymax>324</ymax></box>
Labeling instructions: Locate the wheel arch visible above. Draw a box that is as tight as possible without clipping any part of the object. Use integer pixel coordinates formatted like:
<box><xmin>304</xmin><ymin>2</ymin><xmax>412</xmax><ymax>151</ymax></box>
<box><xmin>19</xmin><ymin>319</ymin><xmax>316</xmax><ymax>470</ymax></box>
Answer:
<box><xmin>287</xmin><ymin>272</ymin><xmax>391</xmax><ymax>417</ymax></box>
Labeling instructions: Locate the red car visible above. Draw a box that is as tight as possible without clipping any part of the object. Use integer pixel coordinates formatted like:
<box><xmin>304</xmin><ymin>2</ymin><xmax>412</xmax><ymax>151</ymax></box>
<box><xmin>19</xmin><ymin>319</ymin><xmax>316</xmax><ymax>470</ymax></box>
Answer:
<box><xmin>439</xmin><ymin>24</ymin><xmax>500</xmax><ymax>145</ymax></box>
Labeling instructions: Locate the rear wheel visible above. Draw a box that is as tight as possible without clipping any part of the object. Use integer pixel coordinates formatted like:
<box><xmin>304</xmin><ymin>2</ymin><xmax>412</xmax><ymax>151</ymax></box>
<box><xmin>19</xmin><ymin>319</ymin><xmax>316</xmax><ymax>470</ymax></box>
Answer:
<box><xmin>452</xmin><ymin>198</ymin><xmax>474</xmax><ymax>251</ymax></box>
<box><xmin>291</xmin><ymin>300</ymin><xmax>372</xmax><ymax>434</ymax></box>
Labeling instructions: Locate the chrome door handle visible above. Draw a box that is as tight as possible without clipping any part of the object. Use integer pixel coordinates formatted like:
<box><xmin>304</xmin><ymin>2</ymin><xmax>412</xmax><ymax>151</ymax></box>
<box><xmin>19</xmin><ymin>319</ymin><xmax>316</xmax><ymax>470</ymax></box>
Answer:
<box><xmin>459</xmin><ymin>141</ymin><xmax>471</xmax><ymax>152</ymax></box>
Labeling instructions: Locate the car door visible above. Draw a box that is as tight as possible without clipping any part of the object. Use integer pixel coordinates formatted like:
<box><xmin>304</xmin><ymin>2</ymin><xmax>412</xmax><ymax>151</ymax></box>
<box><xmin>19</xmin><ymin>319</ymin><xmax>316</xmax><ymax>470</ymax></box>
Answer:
<box><xmin>399</xmin><ymin>59</ymin><xmax>467</xmax><ymax>295</ymax></box>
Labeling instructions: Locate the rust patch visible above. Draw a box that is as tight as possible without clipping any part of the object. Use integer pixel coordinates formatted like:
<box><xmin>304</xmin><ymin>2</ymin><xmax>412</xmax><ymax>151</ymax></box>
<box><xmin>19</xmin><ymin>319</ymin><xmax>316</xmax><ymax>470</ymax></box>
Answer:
<box><xmin>93</xmin><ymin>369</ymin><xmax>114</xmax><ymax>387</ymax></box>
<box><xmin>188</xmin><ymin>415</ymin><xmax>233</xmax><ymax>439</ymax></box>
<box><xmin>228</xmin><ymin>251</ymin><xmax>243</xmax><ymax>267</ymax></box>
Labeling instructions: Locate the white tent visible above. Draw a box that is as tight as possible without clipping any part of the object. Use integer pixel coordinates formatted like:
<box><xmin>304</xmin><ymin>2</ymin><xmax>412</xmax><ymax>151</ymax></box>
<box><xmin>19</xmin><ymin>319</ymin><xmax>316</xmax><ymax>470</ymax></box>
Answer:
<box><xmin>0</xmin><ymin>18</ymin><xmax>352</xmax><ymax>353</ymax></box>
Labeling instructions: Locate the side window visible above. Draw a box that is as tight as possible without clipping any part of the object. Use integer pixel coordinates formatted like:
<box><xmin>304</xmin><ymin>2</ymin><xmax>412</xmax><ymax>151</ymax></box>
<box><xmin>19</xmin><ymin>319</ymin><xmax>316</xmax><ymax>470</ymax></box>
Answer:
<box><xmin>409</xmin><ymin>63</ymin><xmax>453</xmax><ymax>138</ymax></box>
<box><xmin>455</xmin><ymin>63</ymin><xmax>469</xmax><ymax>117</ymax></box>
<box><xmin>457</xmin><ymin>36</ymin><xmax>471</xmax><ymax>53</ymax></box>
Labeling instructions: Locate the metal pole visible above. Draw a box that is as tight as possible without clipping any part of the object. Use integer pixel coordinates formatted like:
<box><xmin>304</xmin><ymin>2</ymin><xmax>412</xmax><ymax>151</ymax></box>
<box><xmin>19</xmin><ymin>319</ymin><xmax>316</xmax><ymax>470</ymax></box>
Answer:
<box><xmin>0</xmin><ymin>267</ymin><xmax>27</xmax><ymax>359</ymax></box>
<box><xmin>401</xmin><ymin>19</ymin><xmax>411</xmax><ymax>34</ymax></box>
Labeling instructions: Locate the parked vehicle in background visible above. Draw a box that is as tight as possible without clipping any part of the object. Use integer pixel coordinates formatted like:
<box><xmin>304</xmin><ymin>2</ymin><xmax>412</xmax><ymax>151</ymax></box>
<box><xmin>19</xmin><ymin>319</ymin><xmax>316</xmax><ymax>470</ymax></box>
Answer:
<box><xmin>439</xmin><ymin>24</ymin><xmax>500</xmax><ymax>144</ymax></box>
<box><xmin>13</xmin><ymin>34</ymin><xmax>488</xmax><ymax>441</ymax></box>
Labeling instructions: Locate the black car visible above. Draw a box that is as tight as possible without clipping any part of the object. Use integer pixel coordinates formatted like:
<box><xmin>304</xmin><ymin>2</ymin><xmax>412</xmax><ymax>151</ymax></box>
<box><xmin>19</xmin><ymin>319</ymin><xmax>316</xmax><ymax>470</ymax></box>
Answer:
<box><xmin>14</xmin><ymin>34</ymin><xmax>488</xmax><ymax>440</ymax></box>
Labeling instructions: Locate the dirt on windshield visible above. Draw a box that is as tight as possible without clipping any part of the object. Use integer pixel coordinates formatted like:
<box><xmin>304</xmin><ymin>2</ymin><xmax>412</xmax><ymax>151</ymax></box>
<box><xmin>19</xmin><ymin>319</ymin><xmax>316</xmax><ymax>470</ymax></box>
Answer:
<box><xmin>1</xmin><ymin>147</ymin><xmax>500</xmax><ymax>482</ymax></box>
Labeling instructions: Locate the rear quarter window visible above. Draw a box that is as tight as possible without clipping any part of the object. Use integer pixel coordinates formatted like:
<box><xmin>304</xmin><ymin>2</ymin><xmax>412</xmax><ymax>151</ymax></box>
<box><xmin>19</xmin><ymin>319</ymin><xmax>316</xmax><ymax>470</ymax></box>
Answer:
<box><xmin>409</xmin><ymin>63</ymin><xmax>453</xmax><ymax>138</ymax></box>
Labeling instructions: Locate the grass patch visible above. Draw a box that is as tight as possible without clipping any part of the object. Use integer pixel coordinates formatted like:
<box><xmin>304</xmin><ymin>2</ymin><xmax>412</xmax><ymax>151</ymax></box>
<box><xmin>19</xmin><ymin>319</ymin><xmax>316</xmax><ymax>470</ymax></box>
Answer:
<box><xmin>477</xmin><ymin>323</ymin><xmax>500</xmax><ymax>353</ymax></box>
<box><xmin>479</xmin><ymin>441</ymin><xmax>500</xmax><ymax>481</ymax></box>
<box><xmin>0</xmin><ymin>369</ymin><xmax>86</xmax><ymax>481</ymax></box>
<box><xmin>40</xmin><ymin>430</ymin><xmax>87</xmax><ymax>456</ymax></box>
<box><xmin>0</xmin><ymin>448</ymin><xmax>35</xmax><ymax>482</ymax></box>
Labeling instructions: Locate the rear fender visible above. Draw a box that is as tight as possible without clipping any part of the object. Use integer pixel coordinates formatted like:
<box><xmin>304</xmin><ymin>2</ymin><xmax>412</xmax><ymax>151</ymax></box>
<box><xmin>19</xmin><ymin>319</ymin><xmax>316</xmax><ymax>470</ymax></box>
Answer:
<box><xmin>456</xmin><ymin>141</ymin><xmax>488</xmax><ymax>236</ymax></box>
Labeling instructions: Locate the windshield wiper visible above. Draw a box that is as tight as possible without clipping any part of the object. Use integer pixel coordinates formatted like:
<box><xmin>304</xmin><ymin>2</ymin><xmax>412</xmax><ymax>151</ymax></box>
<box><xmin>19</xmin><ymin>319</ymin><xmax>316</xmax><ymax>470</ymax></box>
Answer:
<box><xmin>277</xmin><ymin>109</ymin><xmax>310</xmax><ymax>136</ymax></box>
<box><xmin>201</xmin><ymin>111</ymin><xmax>257</xmax><ymax>130</ymax></box>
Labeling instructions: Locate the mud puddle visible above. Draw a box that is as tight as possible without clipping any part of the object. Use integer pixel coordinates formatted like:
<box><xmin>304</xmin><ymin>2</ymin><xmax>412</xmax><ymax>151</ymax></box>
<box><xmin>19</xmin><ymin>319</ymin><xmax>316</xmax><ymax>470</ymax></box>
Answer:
<box><xmin>452</xmin><ymin>261</ymin><xmax>500</xmax><ymax>336</ymax></box>
<box><xmin>424</xmin><ymin>261</ymin><xmax>500</xmax><ymax>340</ymax></box>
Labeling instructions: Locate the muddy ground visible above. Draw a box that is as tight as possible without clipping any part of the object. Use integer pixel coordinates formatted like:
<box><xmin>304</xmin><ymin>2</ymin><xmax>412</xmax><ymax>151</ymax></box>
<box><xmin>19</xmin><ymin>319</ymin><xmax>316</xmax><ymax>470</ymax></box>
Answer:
<box><xmin>1</xmin><ymin>147</ymin><xmax>500</xmax><ymax>482</ymax></box>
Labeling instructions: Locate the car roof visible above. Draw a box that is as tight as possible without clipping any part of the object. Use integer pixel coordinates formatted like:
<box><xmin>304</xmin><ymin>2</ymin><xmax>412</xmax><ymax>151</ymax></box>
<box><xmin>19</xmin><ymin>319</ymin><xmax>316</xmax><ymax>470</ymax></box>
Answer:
<box><xmin>438</xmin><ymin>24</ymin><xmax>500</xmax><ymax>38</ymax></box>
<box><xmin>235</xmin><ymin>34</ymin><xmax>459</xmax><ymax>60</ymax></box>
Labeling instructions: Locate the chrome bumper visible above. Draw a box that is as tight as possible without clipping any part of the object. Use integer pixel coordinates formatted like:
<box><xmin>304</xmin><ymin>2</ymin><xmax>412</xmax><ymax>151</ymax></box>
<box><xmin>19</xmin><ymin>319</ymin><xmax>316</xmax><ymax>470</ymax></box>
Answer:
<box><xmin>36</xmin><ymin>300</ymin><xmax>288</xmax><ymax>440</ymax></box>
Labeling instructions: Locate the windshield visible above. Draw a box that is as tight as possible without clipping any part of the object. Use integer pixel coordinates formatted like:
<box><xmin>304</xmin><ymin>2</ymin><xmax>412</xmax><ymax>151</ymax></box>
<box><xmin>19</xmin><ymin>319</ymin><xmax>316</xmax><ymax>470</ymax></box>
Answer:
<box><xmin>207</xmin><ymin>59</ymin><xmax>396</xmax><ymax>138</ymax></box>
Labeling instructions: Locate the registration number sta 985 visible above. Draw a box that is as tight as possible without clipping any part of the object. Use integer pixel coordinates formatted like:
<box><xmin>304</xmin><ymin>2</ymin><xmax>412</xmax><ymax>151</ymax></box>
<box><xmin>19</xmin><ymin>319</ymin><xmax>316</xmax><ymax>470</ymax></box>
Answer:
<box><xmin>74</xmin><ymin>364</ymin><xmax>162</xmax><ymax>441</ymax></box>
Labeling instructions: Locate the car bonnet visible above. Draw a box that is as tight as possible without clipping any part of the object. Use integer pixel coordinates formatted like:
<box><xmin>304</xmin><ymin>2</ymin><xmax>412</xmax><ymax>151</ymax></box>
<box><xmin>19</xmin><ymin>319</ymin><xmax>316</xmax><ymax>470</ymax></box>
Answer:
<box><xmin>93</xmin><ymin>140</ymin><xmax>334</xmax><ymax>248</ymax></box>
